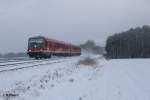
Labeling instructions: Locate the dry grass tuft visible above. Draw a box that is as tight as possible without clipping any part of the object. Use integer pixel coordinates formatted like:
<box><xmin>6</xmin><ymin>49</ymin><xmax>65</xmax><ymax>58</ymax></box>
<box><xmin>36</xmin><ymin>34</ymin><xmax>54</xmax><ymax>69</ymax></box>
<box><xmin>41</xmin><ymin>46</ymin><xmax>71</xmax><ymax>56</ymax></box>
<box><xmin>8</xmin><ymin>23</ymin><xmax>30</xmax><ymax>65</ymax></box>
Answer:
<box><xmin>78</xmin><ymin>57</ymin><xmax>97</xmax><ymax>66</ymax></box>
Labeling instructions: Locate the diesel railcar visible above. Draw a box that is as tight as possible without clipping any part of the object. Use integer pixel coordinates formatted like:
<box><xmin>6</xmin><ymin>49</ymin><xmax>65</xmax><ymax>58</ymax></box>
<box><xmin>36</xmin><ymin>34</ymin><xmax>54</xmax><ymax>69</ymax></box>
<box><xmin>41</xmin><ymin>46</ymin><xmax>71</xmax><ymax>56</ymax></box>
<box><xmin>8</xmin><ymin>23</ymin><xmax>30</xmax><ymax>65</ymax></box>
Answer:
<box><xmin>27</xmin><ymin>36</ymin><xmax>81</xmax><ymax>59</ymax></box>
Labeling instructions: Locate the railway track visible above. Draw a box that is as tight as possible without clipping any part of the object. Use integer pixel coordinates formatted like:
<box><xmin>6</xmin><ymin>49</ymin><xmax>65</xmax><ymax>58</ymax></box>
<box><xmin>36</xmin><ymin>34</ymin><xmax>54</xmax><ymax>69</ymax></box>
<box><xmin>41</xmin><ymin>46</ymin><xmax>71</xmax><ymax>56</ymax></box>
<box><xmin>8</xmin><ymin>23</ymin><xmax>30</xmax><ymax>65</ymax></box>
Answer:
<box><xmin>0</xmin><ymin>59</ymin><xmax>50</xmax><ymax>67</ymax></box>
<box><xmin>0</xmin><ymin>59</ymin><xmax>33</xmax><ymax>63</ymax></box>
<box><xmin>0</xmin><ymin>56</ymin><xmax>66</xmax><ymax>64</ymax></box>
<box><xmin>0</xmin><ymin>57</ymin><xmax>70</xmax><ymax>73</ymax></box>
<box><xmin>0</xmin><ymin>60</ymin><xmax>65</xmax><ymax>73</ymax></box>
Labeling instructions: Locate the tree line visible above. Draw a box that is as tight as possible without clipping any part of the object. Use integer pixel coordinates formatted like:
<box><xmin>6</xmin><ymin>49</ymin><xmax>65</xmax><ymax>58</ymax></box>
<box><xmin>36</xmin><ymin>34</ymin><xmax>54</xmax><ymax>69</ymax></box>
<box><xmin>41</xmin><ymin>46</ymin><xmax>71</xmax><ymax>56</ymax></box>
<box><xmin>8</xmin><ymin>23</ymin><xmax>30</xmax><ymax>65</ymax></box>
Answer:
<box><xmin>105</xmin><ymin>25</ymin><xmax>150</xmax><ymax>58</ymax></box>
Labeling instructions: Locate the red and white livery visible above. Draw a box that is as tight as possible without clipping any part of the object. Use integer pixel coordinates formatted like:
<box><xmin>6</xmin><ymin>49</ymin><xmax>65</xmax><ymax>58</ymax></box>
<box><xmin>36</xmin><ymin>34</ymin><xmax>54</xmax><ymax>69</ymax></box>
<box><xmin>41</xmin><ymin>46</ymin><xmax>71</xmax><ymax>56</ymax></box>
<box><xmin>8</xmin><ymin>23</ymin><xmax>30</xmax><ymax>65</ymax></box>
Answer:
<box><xmin>27</xmin><ymin>36</ymin><xmax>81</xmax><ymax>59</ymax></box>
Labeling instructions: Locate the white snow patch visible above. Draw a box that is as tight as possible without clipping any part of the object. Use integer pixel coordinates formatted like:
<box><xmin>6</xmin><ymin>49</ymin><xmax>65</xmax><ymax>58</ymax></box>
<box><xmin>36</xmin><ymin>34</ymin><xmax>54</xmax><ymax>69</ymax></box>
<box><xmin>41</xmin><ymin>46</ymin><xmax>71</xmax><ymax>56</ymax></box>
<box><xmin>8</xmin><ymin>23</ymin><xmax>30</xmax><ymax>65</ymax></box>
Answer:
<box><xmin>0</xmin><ymin>56</ymin><xmax>150</xmax><ymax>100</ymax></box>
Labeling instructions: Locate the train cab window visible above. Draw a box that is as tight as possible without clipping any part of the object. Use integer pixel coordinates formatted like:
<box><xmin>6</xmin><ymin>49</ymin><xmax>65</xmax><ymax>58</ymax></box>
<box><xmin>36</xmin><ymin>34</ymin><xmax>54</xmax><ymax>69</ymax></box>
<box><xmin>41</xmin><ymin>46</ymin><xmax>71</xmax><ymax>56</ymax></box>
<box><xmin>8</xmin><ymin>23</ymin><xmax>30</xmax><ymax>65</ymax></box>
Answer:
<box><xmin>28</xmin><ymin>38</ymin><xmax>44</xmax><ymax>48</ymax></box>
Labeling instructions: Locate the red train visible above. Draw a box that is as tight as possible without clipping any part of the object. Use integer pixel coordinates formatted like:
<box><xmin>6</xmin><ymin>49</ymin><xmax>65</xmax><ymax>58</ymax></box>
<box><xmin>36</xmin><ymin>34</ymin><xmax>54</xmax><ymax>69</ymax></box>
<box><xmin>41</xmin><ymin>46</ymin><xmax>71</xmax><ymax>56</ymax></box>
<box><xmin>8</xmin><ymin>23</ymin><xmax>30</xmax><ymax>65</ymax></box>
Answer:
<box><xmin>27</xmin><ymin>36</ymin><xmax>81</xmax><ymax>59</ymax></box>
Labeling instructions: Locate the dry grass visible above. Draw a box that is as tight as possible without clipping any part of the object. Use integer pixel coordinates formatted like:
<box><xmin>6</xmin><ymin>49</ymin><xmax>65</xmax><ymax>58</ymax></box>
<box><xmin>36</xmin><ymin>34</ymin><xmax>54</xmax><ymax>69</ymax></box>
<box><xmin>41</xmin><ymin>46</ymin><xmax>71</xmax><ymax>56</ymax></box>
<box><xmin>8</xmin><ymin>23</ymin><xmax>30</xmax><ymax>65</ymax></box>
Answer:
<box><xmin>78</xmin><ymin>57</ymin><xmax>97</xmax><ymax>66</ymax></box>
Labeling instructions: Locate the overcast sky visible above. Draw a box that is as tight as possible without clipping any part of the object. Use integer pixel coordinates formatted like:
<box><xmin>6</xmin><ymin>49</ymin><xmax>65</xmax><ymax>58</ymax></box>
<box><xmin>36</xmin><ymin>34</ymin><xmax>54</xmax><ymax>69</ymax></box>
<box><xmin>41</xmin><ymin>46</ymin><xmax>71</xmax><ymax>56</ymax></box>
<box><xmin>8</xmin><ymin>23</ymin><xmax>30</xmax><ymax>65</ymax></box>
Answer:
<box><xmin>0</xmin><ymin>0</ymin><xmax>150</xmax><ymax>53</ymax></box>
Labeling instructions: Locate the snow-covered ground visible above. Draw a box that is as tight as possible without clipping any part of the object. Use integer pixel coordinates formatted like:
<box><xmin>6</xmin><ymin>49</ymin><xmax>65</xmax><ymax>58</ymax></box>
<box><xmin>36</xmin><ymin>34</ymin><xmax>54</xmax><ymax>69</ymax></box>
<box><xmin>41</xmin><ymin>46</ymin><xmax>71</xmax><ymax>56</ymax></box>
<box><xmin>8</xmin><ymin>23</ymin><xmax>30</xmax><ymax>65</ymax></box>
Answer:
<box><xmin>0</xmin><ymin>55</ymin><xmax>150</xmax><ymax>100</ymax></box>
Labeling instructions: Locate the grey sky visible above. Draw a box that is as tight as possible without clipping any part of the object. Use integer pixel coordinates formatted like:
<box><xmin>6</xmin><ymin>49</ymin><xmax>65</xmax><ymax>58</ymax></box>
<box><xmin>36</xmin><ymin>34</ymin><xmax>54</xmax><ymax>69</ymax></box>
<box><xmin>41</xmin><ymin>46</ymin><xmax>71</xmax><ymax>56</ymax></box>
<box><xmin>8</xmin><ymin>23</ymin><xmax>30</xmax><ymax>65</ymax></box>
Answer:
<box><xmin>0</xmin><ymin>0</ymin><xmax>150</xmax><ymax>53</ymax></box>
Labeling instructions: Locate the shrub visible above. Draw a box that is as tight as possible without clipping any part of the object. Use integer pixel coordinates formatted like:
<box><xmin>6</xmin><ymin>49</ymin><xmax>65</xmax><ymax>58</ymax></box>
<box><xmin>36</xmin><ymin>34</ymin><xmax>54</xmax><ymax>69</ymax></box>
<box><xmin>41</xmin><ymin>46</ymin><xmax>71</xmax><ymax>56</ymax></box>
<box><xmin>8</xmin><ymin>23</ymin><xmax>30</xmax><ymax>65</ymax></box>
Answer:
<box><xmin>78</xmin><ymin>57</ymin><xmax>97</xmax><ymax>66</ymax></box>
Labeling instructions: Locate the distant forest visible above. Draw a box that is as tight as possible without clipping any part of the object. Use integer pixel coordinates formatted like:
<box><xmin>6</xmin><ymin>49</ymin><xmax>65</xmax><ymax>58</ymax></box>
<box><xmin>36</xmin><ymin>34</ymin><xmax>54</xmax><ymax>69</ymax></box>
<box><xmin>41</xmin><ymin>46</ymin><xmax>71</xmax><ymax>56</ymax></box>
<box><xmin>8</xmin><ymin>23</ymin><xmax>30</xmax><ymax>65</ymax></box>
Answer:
<box><xmin>105</xmin><ymin>25</ymin><xmax>150</xmax><ymax>58</ymax></box>
<box><xmin>0</xmin><ymin>52</ymin><xmax>28</xmax><ymax>58</ymax></box>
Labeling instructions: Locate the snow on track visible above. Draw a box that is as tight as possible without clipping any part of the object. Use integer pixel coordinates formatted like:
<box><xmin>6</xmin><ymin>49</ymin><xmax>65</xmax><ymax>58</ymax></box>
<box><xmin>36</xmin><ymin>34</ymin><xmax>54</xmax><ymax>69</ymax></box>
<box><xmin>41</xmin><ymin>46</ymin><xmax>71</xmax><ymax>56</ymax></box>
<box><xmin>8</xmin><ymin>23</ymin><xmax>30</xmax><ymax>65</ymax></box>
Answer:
<box><xmin>0</xmin><ymin>59</ymin><xmax>48</xmax><ymax>66</ymax></box>
<box><xmin>0</xmin><ymin>57</ymin><xmax>71</xmax><ymax>73</ymax></box>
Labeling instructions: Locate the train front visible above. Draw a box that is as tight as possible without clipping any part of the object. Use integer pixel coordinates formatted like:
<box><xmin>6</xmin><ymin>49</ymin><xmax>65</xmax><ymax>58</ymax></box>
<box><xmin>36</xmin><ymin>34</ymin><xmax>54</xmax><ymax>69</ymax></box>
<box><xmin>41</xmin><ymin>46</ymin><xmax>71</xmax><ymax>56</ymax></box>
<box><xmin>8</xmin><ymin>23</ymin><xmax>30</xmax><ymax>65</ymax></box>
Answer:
<box><xmin>27</xmin><ymin>36</ymin><xmax>46</xmax><ymax>59</ymax></box>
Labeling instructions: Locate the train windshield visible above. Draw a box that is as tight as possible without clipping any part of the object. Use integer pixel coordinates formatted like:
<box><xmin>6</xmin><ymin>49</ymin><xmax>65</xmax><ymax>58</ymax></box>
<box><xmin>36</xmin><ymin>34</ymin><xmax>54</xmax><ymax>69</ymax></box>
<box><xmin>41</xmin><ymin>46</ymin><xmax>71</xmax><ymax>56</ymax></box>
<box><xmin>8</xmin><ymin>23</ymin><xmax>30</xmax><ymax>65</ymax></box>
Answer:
<box><xmin>28</xmin><ymin>38</ymin><xmax>44</xmax><ymax>48</ymax></box>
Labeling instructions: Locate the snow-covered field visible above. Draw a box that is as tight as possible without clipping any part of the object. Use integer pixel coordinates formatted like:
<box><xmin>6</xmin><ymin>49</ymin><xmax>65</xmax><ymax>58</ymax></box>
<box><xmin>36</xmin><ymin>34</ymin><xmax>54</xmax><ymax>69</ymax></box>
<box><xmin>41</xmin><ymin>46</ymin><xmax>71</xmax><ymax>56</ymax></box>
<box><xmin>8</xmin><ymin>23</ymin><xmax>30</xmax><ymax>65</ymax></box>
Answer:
<box><xmin>0</xmin><ymin>55</ymin><xmax>150</xmax><ymax>100</ymax></box>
